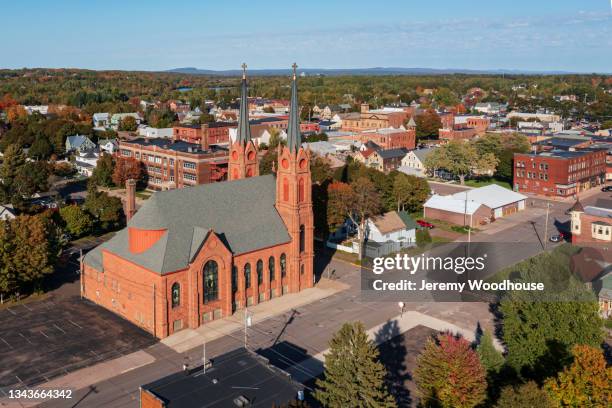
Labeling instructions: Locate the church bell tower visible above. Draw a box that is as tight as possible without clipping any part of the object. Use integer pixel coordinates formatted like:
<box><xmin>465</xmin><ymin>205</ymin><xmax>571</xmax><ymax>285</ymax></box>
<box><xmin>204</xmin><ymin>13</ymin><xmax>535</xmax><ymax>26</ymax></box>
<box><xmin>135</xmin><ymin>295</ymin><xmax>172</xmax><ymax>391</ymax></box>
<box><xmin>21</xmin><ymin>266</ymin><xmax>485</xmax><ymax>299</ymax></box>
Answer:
<box><xmin>275</xmin><ymin>63</ymin><xmax>314</xmax><ymax>292</ymax></box>
<box><xmin>228</xmin><ymin>63</ymin><xmax>259</xmax><ymax>180</ymax></box>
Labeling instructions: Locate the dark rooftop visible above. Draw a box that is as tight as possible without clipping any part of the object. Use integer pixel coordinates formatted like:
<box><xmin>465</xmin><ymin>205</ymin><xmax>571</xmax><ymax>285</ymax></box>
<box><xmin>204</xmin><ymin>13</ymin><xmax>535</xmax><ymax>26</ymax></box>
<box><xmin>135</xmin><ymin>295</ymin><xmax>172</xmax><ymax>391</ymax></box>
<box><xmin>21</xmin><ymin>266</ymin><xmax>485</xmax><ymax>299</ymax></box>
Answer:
<box><xmin>122</xmin><ymin>138</ymin><xmax>228</xmax><ymax>155</ymax></box>
<box><xmin>141</xmin><ymin>348</ymin><xmax>303</xmax><ymax>408</ymax></box>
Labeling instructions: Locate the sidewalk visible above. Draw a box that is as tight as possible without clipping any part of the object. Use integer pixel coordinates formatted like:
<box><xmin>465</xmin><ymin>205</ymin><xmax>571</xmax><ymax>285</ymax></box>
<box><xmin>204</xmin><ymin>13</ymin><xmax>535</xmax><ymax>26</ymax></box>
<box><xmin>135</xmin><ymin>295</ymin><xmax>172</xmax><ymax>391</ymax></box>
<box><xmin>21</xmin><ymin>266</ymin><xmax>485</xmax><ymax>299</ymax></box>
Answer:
<box><xmin>162</xmin><ymin>279</ymin><xmax>349</xmax><ymax>353</ymax></box>
<box><xmin>286</xmin><ymin>310</ymin><xmax>503</xmax><ymax>383</ymax></box>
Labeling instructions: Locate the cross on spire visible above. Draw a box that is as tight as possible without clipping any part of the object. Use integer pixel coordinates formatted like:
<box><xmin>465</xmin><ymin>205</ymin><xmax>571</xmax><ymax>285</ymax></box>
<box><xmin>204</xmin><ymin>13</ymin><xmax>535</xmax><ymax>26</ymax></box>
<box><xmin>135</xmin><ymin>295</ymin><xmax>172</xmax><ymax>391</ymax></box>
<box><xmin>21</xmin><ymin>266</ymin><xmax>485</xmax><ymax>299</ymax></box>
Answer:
<box><xmin>292</xmin><ymin>63</ymin><xmax>298</xmax><ymax>79</ymax></box>
<box><xmin>241</xmin><ymin>63</ymin><xmax>247</xmax><ymax>79</ymax></box>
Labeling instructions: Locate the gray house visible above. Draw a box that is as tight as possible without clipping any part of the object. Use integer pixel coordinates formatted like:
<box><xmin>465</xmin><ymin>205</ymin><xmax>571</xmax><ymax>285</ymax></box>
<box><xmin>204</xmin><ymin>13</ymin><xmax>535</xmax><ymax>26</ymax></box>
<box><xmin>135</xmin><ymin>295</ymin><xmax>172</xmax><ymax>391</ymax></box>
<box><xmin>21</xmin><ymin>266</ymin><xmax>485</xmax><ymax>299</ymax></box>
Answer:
<box><xmin>65</xmin><ymin>134</ymin><xmax>96</xmax><ymax>153</ymax></box>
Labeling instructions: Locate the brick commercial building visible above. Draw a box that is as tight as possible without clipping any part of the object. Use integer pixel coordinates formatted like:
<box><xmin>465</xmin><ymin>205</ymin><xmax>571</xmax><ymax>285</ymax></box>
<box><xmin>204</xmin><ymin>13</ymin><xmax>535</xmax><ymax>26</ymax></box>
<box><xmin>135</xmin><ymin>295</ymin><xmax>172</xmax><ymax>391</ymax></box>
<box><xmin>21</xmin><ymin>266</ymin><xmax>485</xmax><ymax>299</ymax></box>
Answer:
<box><xmin>513</xmin><ymin>149</ymin><xmax>606</xmax><ymax>198</ymax></box>
<box><xmin>173</xmin><ymin>122</ymin><xmax>237</xmax><ymax>146</ymax></box>
<box><xmin>341</xmin><ymin>104</ymin><xmax>410</xmax><ymax>131</ymax></box>
<box><xmin>358</xmin><ymin>127</ymin><xmax>416</xmax><ymax>150</ymax></box>
<box><xmin>117</xmin><ymin>138</ymin><xmax>229</xmax><ymax>190</ymax></box>
<box><xmin>438</xmin><ymin>127</ymin><xmax>478</xmax><ymax>141</ymax></box>
<box><xmin>570</xmin><ymin>199</ymin><xmax>612</xmax><ymax>244</ymax></box>
<box><xmin>83</xmin><ymin>66</ymin><xmax>314</xmax><ymax>339</ymax></box>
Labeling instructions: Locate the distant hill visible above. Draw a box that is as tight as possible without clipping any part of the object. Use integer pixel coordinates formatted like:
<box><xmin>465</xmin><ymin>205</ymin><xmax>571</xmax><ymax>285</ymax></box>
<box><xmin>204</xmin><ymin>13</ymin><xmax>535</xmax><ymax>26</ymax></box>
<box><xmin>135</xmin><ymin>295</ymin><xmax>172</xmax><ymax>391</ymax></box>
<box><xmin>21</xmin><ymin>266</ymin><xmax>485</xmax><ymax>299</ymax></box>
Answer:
<box><xmin>166</xmin><ymin>66</ymin><xmax>578</xmax><ymax>76</ymax></box>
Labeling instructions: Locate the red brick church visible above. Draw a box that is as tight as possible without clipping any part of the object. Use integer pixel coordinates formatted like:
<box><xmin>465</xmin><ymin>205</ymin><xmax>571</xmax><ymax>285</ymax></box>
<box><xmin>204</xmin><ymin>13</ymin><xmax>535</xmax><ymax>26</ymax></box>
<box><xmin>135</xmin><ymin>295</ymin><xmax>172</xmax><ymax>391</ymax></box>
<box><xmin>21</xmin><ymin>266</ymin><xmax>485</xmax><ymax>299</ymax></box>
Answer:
<box><xmin>82</xmin><ymin>64</ymin><xmax>314</xmax><ymax>338</ymax></box>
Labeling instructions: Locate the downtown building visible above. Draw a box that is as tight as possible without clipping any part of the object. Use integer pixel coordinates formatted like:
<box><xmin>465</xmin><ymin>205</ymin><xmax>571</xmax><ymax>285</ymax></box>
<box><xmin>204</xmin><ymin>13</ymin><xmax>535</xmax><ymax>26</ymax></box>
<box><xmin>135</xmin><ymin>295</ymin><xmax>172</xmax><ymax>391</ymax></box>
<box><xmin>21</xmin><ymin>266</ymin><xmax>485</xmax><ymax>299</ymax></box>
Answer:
<box><xmin>83</xmin><ymin>67</ymin><xmax>314</xmax><ymax>339</ymax></box>
<box><xmin>513</xmin><ymin>149</ymin><xmax>606</xmax><ymax>198</ymax></box>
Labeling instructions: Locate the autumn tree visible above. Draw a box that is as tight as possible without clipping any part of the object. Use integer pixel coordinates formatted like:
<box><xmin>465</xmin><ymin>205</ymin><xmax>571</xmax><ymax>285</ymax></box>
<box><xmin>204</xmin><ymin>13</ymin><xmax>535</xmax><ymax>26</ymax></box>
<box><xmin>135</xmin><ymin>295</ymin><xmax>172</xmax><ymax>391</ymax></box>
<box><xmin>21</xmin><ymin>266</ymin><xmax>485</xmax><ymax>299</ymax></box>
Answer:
<box><xmin>315</xmin><ymin>322</ymin><xmax>396</xmax><ymax>408</ymax></box>
<box><xmin>0</xmin><ymin>145</ymin><xmax>49</xmax><ymax>208</ymax></box>
<box><xmin>391</xmin><ymin>173</ymin><xmax>430</xmax><ymax>212</ymax></box>
<box><xmin>118</xmin><ymin>115</ymin><xmax>137</xmax><ymax>131</ymax></box>
<box><xmin>414</xmin><ymin>333</ymin><xmax>487</xmax><ymax>408</ymax></box>
<box><xmin>112</xmin><ymin>156</ymin><xmax>144</xmax><ymax>187</ymax></box>
<box><xmin>415</xmin><ymin>109</ymin><xmax>442</xmax><ymax>139</ymax></box>
<box><xmin>0</xmin><ymin>214</ymin><xmax>59</xmax><ymax>294</ymax></box>
<box><xmin>544</xmin><ymin>345</ymin><xmax>612</xmax><ymax>407</ymax></box>
<box><xmin>326</xmin><ymin>178</ymin><xmax>381</xmax><ymax>259</ymax></box>
<box><xmin>495</xmin><ymin>381</ymin><xmax>553</xmax><ymax>408</ymax></box>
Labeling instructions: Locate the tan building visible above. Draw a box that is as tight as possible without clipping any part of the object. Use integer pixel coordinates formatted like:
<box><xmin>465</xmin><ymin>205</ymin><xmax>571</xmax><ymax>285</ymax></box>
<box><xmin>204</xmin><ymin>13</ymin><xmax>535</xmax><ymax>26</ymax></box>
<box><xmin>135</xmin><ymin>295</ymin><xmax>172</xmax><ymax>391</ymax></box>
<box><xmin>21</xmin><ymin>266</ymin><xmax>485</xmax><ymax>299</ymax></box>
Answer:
<box><xmin>341</xmin><ymin>104</ymin><xmax>410</xmax><ymax>132</ymax></box>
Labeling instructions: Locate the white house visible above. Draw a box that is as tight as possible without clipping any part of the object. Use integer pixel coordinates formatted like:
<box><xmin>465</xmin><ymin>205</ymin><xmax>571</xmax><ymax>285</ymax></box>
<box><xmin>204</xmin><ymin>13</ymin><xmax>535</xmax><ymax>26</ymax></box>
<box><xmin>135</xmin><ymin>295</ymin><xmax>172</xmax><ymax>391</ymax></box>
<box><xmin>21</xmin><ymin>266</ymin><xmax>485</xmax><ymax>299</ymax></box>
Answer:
<box><xmin>93</xmin><ymin>112</ymin><xmax>110</xmax><ymax>129</ymax></box>
<box><xmin>110</xmin><ymin>113</ymin><xmax>141</xmax><ymax>129</ymax></box>
<box><xmin>400</xmin><ymin>147</ymin><xmax>434</xmax><ymax>177</ymax></box>
<box><xmin>0</xmin><ymin>204</ymin><xmax>16</xmax><ymax>220</ymax></box>
<box><xmin>24</xmin><ymin>105</ymin><xmax>49</xmax><ymax>115</ymax></box>
<box><xmin>74</xmin><ymin>150</ymin><xmax>99</xmax><ymax>177</ymax></box>
<box><xmin>366</xmin><ymin>211</ymin><xmax>417</xmax><ymax>248</ymax></box>
<box><xmin>98</xmin><ymin>138</ymin><xmax>118</xmax><ymax>154</ymax></box>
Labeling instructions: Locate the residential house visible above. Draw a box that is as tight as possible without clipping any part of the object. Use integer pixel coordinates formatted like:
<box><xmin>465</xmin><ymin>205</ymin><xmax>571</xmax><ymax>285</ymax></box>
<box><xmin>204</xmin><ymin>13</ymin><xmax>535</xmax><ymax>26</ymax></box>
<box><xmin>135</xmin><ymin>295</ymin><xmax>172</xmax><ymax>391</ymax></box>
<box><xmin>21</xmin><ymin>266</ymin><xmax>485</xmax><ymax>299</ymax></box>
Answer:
<box><xmin>65</xmin><ymin>134</ymin><xmax>96</xmax><ymax>153</ymax></box>
<box><xmin>399</xmin><ymin>147</ymin><xmax>434</xmax><ymax>177</ymax></box>
<box><xmin>110</xmin><ymin>113</ymin><xmax>142</xmax><ymax>129</ymax></box>
<box><xmin>366</xmin><ymin>148</ymin><xmax>409</xmax><ymax>172</ymax></box>
<box><xmin>570</xmin><ymin>199</ymin><xmax>612</xmax><ymax>244</ymax></box>
<box><xmin>74</xmin><ymin>149</ymin><xmax>99</xmax><ymax>177</ymax></box>
<box><xmin>93</xmin><ymin>112</ymin><xmax>110</xmax><ymax>129</ymax></box>
<box><xmin>0</xmin><ymin>204</ymin><xmax>16</xmax><ymax>221</ymax></box>
<box><xmin>98</xmin><ymin>138</ymin><xmax>118</xmax><ymax>154</ymax></box>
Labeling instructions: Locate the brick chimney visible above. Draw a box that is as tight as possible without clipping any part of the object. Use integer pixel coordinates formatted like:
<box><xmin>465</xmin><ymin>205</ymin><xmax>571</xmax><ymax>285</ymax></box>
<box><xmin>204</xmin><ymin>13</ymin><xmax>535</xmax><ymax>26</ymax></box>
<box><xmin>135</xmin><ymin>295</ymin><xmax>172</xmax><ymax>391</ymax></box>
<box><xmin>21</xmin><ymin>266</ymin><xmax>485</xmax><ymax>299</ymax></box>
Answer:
<box><xmin>360</xmin><ymin>103</ymin><xmax>369</xmax><ymax>113</ymax></box>
<box><xmin>125</xmin><ymin>179</ymin><xmax>136</xmax><ymax>221</ymax></box>
<box><xmin>200</xmin><ymin>124</ymin><xmax>209</xmax><ymax>151</ymax></box>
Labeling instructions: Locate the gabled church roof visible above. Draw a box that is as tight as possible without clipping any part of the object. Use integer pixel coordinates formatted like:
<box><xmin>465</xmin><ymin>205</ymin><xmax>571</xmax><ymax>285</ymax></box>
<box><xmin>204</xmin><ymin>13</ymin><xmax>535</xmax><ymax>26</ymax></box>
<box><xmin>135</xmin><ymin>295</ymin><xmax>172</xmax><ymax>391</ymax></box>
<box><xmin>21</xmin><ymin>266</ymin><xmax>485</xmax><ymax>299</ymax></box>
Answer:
<box><xmin>84</xmin><ymin>174</ymin><xmax>291</xmax><ymax>274</ymax></box>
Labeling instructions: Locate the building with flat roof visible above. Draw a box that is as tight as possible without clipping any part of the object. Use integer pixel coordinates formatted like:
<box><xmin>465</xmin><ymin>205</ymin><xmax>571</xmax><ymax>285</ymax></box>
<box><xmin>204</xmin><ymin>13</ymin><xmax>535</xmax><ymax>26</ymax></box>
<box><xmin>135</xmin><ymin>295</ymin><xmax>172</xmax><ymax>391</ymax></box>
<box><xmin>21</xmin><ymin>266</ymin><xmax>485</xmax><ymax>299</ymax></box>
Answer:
<box><xmin>514</xmin><ymin>149</ymin><xmax>606</xmax><ymax>197</ymax></box>
<box><xmin>341</xmin><ymin>104</ymin><xmax>411</xmax><ymax>132</ymax></box>
<box><xmin>358</xmin><ymin>126</ymin><xmax>416</xmax><ymax>150</ymax></box>
<box><xmin>140</xmin><ymin>348</ymin><xmax>304</xmax><ymax>408</ymax></box>
<box><xmin>117</xmin><ymin>137</ymin><xmax>229</xmax><ymax>190</ymax></box>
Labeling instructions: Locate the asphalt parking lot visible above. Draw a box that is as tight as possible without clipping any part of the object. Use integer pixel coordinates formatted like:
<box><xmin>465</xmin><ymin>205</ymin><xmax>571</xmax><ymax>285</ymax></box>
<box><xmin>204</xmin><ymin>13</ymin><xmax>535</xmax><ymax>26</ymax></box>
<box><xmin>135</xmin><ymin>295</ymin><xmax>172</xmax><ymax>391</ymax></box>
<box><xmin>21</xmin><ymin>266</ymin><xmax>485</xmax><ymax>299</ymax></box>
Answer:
<box><xmin>0</xmin><ymin>295</ymin><xmax>156</xmax><ymax>392</ymax></box>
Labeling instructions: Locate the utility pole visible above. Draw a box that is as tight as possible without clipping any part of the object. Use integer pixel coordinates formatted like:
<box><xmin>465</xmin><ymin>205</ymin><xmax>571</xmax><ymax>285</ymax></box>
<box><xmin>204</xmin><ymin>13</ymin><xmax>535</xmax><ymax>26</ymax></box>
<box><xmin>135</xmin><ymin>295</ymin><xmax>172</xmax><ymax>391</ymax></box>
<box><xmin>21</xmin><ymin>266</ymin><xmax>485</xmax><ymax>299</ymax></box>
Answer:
<box><xmin>203</xmin><ymin>340</ymin><xmax>206</xmax><ymax>374</ymax></box>
<box><xmin>544</xmin><ymin>203</ymin><xmax>551</xmax><ymax>249</ymax></box>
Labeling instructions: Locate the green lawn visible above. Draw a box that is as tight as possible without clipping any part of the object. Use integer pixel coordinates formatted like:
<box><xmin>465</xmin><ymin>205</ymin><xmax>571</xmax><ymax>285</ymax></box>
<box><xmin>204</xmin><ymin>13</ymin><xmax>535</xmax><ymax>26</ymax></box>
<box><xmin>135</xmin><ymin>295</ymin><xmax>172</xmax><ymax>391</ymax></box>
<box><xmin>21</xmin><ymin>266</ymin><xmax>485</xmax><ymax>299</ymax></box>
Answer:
<box><xmin>464</xmin><ymin>177</ymin><xmax>512</xmax><ymax>189</ymax></box>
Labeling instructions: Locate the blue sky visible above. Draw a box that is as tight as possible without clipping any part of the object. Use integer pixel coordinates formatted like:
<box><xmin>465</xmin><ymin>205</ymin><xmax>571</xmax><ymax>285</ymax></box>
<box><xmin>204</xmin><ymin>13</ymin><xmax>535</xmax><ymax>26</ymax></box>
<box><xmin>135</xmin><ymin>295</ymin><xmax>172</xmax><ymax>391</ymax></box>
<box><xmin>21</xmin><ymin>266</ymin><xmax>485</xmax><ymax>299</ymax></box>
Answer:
<box><xmin>1</xmin><ymin>0</ymin><xmax>610</xmax><ymax>72</ymax></box>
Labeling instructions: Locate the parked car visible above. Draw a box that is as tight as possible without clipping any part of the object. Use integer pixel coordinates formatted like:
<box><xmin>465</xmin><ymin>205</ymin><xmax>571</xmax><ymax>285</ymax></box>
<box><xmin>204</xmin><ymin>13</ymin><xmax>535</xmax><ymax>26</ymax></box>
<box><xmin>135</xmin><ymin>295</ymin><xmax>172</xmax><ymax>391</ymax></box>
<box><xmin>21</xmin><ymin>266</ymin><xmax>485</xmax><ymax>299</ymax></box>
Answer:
<box><xmin>549</xmin><ymin>232</ymin><xmax>566</xmax><ymax>242</ymax></box>
<box><xmin>601</xmin><ymin>186</ymin><xmax>612</xmax><ymax>192</ymax></box>
<box><xmin>417</xmin><ymin>220</ymin><xmax>435</xmax><ymax>229</ymax></box>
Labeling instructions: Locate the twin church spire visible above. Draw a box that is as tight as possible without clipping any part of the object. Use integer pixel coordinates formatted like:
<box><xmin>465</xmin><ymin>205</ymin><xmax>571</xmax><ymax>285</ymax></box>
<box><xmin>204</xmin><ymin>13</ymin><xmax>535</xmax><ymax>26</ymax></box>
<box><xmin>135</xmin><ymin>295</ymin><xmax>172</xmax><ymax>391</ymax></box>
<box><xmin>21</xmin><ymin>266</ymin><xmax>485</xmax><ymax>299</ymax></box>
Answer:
<box><xmin>228</xmin><ymin>62</ymin><xmax>303</xmax><ymax>181</ymax></box>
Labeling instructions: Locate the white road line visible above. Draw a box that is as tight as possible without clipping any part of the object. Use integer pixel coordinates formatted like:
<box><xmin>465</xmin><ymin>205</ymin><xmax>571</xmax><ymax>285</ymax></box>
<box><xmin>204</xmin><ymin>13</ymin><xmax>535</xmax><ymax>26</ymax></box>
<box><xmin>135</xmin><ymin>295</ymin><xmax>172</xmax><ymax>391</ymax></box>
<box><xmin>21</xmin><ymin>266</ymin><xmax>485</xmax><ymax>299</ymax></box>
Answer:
<box><xmin>53</xmin><ymin>324</ymin><xmax>66</xmax><ymax>334</ymax></box>
<box><xmin>39</xmin><ymin>330</ymin><xmax>49</xmax><ymax>339</ymax></box>
<box><xmin>18</xmin><ymin>333</ymin><xmax>33</xmax><ymax>345</ymax></box>
<box><xmin>22</xmin><ymin>304</ymin><xmax>32</xmax><ymax>311</ymax></box>
<box><xmin>0</xmin><ymin>336</ymin><xmax>11</xmax><ymax>349</ymax></box>
<box><xmin>6</xmin><ymin>307</ymin><xmax>16</xmax><ymax>315</ymax></box>
<box><xmin>68</xmin><ymin>319</ymin><xmax>82</xmax><ymax>329</ymax></box>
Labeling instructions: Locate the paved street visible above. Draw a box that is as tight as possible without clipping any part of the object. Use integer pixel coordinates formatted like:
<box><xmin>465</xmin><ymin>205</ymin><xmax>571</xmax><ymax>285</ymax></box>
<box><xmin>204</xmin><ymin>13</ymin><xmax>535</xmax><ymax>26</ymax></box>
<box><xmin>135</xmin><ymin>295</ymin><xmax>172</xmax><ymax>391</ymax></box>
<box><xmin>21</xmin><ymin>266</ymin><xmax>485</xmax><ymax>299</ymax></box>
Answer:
<box><xmin>5</xmin><ymin>186</ymin><xmax>610</xmax><ymax>408</ymax></box>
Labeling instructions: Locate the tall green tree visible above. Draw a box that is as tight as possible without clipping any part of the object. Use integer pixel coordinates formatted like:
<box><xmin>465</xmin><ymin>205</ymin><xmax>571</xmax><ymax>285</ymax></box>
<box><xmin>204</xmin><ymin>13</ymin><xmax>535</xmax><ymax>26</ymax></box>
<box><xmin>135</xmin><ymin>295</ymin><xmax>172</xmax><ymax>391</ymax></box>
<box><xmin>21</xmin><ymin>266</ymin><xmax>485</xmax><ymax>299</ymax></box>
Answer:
<box><xmin>84</xmin><ymin>187</ymin><xmax>124</xmax><ymax>232</ymax></box>
<box><xmin>477</xmin><ymin>330</ymin><xmax>505</xmax><ymax>376</ymax></box>
<box><xmin>315</xmin><ymin>322</ymin><xmax>396</xmax><ymax>408</ymax></box>
<box><xmin>90</xmin><ymin>153</ymin><xmax>114</xmax><ymax>187</ymax></box>
<box><xmin>414</xmin><ymin>334</ymin><xmax>487</xmax><ymax>408</ymax></box>
<box><xmin>59</xmin><ymin>205</ymin><xmax>94</xmax><ymax>238</ymax></box>
<box><xmin>391</xmin><ymin>173</ymin><xmax>430</xmax><ymax>212</ymax></box>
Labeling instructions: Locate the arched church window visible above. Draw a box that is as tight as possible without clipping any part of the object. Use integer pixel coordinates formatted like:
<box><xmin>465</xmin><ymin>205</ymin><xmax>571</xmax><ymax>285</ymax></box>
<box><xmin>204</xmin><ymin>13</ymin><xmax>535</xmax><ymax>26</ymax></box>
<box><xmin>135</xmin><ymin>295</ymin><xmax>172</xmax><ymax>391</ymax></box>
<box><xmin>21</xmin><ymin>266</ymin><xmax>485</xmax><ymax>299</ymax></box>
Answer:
<box><xmin>283</xmin><ymin>178</ymin><xmax>289</xmax><ymax>201</ymax></box>
<box><xmin>280</xmin><ymin>253</ymin><xmax>287</xmax><ymax>277</ymax></box>
<box><xmin>203</xmin><ymin>260</ymin><xmax>218</xmax><ymax>304</ymax></box>
<box><xmin>231</xmin><ymin>265</ymin><xmax>238</xmax><ymax>293</ymax></box>
<box><xmin>299</xmin><ymin>225</ymin><xmax>305</xmax><ymax>253</ymax></box>
<box><xmin>244</xmin><ymin>263</ymin><xmax>251</xmax><ymax>289</ymax></box>
<box><xmin>257</xmin><ymin>259</ymin><xmax>263</xmax><ymax>285</ymax></box>
<box><xmin>269</xmin><ymin>256</ymin><xmax>275</xmax><ymax>282</ymax></box>
<box><xmin>298</xmin><ymin>178</ymin><xmax>305</xmax><ymax>202</ymax></box>
<box><xmin>171</xmin><ymin>282</ymin><xmax>180</xmax><ymax>308</ymax></box>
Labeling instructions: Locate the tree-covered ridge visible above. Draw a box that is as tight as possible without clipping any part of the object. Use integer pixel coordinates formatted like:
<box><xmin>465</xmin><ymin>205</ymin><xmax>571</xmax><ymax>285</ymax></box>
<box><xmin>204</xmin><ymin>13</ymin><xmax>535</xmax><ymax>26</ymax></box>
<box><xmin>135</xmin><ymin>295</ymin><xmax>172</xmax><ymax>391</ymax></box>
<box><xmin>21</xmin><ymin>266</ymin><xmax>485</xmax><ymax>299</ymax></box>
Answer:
<box><xmin>1</xmin><ymin>68</ymin><xmax>611</xmax><ymax>120</ymax></box>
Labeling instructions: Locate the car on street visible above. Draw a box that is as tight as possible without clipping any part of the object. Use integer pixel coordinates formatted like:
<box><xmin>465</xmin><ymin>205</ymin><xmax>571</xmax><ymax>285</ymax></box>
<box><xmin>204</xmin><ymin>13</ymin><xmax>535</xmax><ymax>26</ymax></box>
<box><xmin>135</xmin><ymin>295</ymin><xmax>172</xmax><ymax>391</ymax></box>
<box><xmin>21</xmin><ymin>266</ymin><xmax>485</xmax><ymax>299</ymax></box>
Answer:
<box><xmin>417</xmin><ymin>220</ymin><xmax>435</xmax><ymax>229</ymax></box>
<box><xmin>549</xmin><ymin>232</ymin><xmax>566</xmax><ymax>242</ymax></box>
<box><xmin>601</xmin><ymin>186</ymin><xmax>612</xmax><ymax>192</ymax></box>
